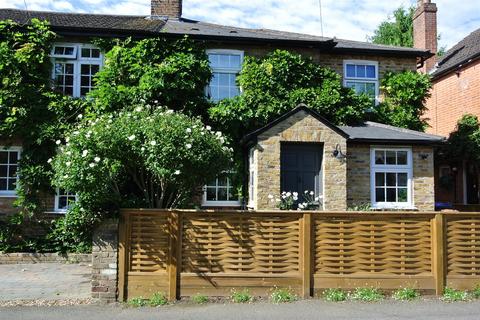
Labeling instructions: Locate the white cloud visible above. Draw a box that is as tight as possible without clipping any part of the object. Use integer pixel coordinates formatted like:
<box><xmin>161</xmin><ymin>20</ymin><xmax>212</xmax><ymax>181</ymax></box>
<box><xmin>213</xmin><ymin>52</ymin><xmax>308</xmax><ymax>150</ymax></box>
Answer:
<box><xmin>1</xmin><ymin>0</ymin><xmax>478</xmax><ymax>49</ymax></box>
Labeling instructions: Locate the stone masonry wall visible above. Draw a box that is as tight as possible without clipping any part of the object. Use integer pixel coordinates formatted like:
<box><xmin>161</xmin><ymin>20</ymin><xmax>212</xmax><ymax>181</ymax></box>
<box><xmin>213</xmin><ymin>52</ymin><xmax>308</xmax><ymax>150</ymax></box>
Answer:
<box><xmin>91</xmin><ymin>219</ymin><xmax>118</xmax><ymax>303</ymax></box>
<box><xmin>0</xmin><ymin>253</ymin><xmax>91</xmax><ymax>264</ymax></box>
<box><xmin>255</xmin><ymin>110</ymin><xmax>347</xmax><ymax>210</ymax></box>
<box><xmin>347</xmin><ymin>144</ymin><xmax>435</xmax><ymax>211</ymax></box>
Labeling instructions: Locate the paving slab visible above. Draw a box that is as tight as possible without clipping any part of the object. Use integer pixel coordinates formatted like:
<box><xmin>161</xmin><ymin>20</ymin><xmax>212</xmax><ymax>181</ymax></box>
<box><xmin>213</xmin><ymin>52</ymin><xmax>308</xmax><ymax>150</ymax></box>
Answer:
<box><xmin>0</xmin><ymin>263</ymin><xmax>91</xmax><ymax>301</ymax></box>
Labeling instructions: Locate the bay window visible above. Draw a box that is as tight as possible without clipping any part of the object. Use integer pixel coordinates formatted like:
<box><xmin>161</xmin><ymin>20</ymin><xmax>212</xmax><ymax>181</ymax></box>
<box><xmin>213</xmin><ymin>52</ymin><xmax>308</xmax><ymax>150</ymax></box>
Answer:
<box><xmin>370</xmin><ymin>147</ymin><xmax>413</xmax><ymax>209</ymax></box>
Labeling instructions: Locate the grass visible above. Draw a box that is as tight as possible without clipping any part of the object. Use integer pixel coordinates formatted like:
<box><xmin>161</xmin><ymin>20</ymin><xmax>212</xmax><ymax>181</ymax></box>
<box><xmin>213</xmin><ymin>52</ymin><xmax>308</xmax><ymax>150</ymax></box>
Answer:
<box><xmin>192</xmin><ymin>293</ymin><xmax>209</xmax><ymax>304</ymax></box>
<box><xmin>392</xmin><ymin>288</ymin><xmax>420</xmax><ymax>301</ymax></box>
<box><xmin>322</xmin><ymin>288</ymin><xmax>348</xmax><ymax>302</ymax></box>
<box><xmin>149</xmin><ymin>292</ymin><xmax>168</xmax><ymax>306</ymax></box>
<box><xmin>442</xmin><ymin>287</ymin><xmax>470</xmax><ymax>302</ymax></box>
<box><xmin>127</xmin><ymin>296</ymin><xmax>149</xmax><ymax>307</ymax></box>
<box><xmin>350</xmin><ymin>287</ymin><xmax>384</xmax><ymax>302</ymax></box>
<box><xmin>230</xmin><ymin>289</ymin><xmax>253</xmax><ymax>303</ymax></box>
<box><xmin>269</xmin><ymin>287</ymin><xmax>297</xmax><ymax>304</ymax></box>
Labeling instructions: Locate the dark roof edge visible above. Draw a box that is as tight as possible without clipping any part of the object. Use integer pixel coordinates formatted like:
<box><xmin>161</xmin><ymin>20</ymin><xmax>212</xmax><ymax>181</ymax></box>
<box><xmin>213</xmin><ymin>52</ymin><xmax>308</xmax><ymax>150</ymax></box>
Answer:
<box><xmin>240</xmin><ymin>104</ymin><xmax>349</xmax><ymax>146</ymax></box>
<box><xmin>432</xmin><ymin>52</ymin><xmax>480</xmax><ymax>80</ymax></box>
<box><xmin>332</xmin><ymin>47</ymin><xmax>433</xmax><ymax>58</ymax></box>
<box><xmin>347</xmin><ymin>138</ymin><xmax>445</xmax><ymax>145</ymax></box>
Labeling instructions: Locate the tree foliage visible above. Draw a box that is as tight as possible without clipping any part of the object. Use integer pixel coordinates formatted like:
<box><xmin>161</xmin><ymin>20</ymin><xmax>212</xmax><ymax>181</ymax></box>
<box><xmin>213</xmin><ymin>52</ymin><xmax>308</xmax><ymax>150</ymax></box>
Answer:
<box><xmin>370</xmin><ymin>7</ymin><xmax>414</xmax><ymax>47</ymax></box>
<box><xmin>52</xmin><ymin>108</ymin><xmax>232</xmax><ymax>209</ymax></box>
<box><xmin>208</xmin><ymin>50</ymin><xmax>372</xmax><ymax>141</ymax></box>
<box><xmin>372</xmin><ymin>71</ymin><xmax>432</xmax><ymax>131</ymax></box>
<box><xmin>443</xmin><ymin>114</ymin><xmax>480</xmax><ymax>163</ymax></box>
<box><xmin>88</xmin><ymin>37</ymin><xmax>212</xmax><ymax>117</ymax></box>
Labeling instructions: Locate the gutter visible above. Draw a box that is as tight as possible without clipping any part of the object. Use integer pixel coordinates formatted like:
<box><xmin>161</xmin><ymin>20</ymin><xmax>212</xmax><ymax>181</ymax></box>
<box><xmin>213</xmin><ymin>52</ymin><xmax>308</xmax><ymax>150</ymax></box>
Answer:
<box><xmin>432</xmin><ymin>52</ymin><xmax>480</xmax><ymax>80</ymax></box>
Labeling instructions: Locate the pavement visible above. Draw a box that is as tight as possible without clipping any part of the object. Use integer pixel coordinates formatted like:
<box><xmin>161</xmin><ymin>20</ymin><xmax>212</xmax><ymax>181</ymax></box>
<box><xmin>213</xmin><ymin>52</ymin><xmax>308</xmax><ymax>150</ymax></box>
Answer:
<box><xmin>2</xmin><ymin>299</ymin><xmax>480</xmax><ymax>320</ymax></box>
<box><xmin>0</xmin><ymin>263</ymin><xmax>91</xmax><ymax>301</ymax></box>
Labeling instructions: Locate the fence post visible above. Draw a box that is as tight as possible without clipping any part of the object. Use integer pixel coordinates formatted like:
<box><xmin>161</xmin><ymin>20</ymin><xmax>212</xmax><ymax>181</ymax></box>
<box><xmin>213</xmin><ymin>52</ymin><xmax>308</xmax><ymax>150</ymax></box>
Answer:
<box><xmin>168</xmin><ymin>211</ymin><xmax>182</xmax><ymax>301</ymax></box>
<box><xmin>432</xmin><ymin>213</ymin><xmax>446</xmax><ymax>295</ymax></box>
<box><xmin>117</xmin><ymin>211</ymin><xmax>129</xmax><ymax>302</ymax></box>
<box><xmin>301</xmin><ymin>212</ymin><xmax>312</xmax><ymax>298</ymax></box>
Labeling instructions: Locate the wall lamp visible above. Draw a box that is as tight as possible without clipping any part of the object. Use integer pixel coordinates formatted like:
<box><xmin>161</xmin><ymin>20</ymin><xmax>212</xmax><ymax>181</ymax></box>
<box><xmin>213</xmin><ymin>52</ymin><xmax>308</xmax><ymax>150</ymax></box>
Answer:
<box><xmin>332</xmin><ymin>144</ymin><xmax>347</xmax><ymax>161</ymax></box>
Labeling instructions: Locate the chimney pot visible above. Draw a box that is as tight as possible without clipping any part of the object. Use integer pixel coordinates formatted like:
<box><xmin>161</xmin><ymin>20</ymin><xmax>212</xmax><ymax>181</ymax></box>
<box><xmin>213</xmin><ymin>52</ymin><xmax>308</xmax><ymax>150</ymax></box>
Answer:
<box><xmin>151</xmin><ymin>0</ymin><xmax>182</xmax><ymax>19</ymax></box>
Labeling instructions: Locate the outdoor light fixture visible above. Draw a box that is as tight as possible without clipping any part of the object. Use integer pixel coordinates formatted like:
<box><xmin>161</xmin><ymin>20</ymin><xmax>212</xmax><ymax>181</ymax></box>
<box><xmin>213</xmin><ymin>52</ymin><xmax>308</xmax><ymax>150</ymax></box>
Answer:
<box><xmin>419</xmin><ymin>153</ymin><xmax>429</xmax><ymax>160</ymax></box>
<box><xmin>332</xmin><ymin>144</ymin><xmax>346</xmax><ymax>161</ymax></box>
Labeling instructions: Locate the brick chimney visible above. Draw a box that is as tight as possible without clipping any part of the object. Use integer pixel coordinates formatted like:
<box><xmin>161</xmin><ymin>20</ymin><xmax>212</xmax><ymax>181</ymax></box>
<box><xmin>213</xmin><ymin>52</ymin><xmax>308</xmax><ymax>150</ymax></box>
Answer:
<box><xmin>413</xmin><ymin>0</ymin><xmax>437</xmax><ymax>73</ymax></box>
<box><xmin>151</xmin><ymin>0</ymin><xmax>182</xmax><ymax>19</ymax></box>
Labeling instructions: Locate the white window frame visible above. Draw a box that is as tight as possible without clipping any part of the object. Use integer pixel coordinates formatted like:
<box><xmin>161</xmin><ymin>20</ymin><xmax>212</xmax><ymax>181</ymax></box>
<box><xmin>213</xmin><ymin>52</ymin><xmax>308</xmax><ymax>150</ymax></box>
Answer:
<box><xmin>51</xmin><ymin>44</ymin><xmax>77</xmax><ymax>59</ymax></box>
<box><xmin>343</xmin><ymin>60</ymin><xmax>379</xmax><ymax>105</ymax></box>
<box><xmin>206</xmin><ymin>49</ymin><xmax>244</xmax><ymax>102</ymax></box>
<box><xmin>0</xmin><ymin>146</ymin><xmax>21</xmax><ymax>197</ymax></box>
<box><xmin>248</xmin><ymin>148</ymin><xmax>255</xmax><ymax>208</ymax></box>
<box><xmin>202</xmin><ymin>172</ymin><xmax>242</xmax><ymax>207</ymax></box>
<box><xmin>370</xmin><ymin>147</ymin><xmax>414</xmax><ymax>209</ymax></box>
<box><xmin>54</xmin><ymin>188</ymin><xmax>78</xmax><ymax>213</ymax></box>
<box><xmin>51</xmin><ymin>43</ymin><xmax>103</xmax><ymax>98</ymax></box>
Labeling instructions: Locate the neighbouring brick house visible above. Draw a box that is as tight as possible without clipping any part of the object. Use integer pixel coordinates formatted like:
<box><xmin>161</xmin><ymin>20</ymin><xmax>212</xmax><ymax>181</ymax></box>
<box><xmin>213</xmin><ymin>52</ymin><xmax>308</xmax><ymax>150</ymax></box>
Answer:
<box><xmin>0</xmin><ymin>0</ymin><xmax>442</xmax><ymax>214</ymax></box>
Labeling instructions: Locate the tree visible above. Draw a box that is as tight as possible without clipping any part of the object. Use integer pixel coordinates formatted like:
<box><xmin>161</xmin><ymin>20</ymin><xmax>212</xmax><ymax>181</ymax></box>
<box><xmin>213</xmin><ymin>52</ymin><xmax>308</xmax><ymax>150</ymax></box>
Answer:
<box><xmin>208</xmin><ymin>50</ymin><xmax>372</xmax><ymax>142</ymax></box>
<box><xmin>52</xmin><ymin>108</ymin><xmax>232</xmax><ymax>209</ymax></box>
<box><xmin>370</xmin><ymin>7</ymin><xmax>414</xmax><ymax>47</ymax></box>
<box><xmin>443</xmin><ymin>115</ymin><xmax>480</xmax><ymax>163</ymax></box>
<box><xmin>371</xmin><ymin>70</ymin><xmax>432</xmax><ymax>131</ymax></box>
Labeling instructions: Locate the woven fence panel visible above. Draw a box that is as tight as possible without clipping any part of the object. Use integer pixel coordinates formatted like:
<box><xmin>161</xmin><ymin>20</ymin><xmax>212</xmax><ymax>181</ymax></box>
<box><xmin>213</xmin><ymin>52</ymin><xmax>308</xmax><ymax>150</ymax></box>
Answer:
<box><xmin>447</xmin><ymin>217</ymin><xmax>480</xmax><ymax>276</ymax></box>
<box><xmin>314</xmin><ymin>217</ymin><xmax>432</xmax><ymax>275</ymax></box>
<box><xmin>129</xmin><ymin>212</ymin><xmax>170</xmax><ymax>273</ymax></box>
<box><xmin>182</xmin><ymin>214</ymin><xmax>301</xmax><ymax>274</ymax></box>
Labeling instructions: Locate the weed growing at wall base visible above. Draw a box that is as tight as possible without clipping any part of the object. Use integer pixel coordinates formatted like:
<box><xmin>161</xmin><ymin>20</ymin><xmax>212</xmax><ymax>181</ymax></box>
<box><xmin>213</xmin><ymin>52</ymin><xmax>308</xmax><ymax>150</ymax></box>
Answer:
<box><xmin>323</xmin><ymin>288</ymin><xmax>348</xmax><ymax>302</ymax></box>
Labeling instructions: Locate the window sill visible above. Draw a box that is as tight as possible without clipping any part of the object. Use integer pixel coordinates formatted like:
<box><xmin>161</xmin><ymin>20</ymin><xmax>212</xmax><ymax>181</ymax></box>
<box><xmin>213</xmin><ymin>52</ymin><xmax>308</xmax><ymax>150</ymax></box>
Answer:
<box><xmin>371</xmin><ymin>204</ymin><xmax>417</xmax><ymax>211</ymax></box>
<box><xmin>202</xmin><ymin>201</ymin><xmax>242</xmax><ymax>208</ymax></box>
<box><xmin>0</xmin><ymin>193</ymin><xmax>18</xmax><ymax>198</ymax></box>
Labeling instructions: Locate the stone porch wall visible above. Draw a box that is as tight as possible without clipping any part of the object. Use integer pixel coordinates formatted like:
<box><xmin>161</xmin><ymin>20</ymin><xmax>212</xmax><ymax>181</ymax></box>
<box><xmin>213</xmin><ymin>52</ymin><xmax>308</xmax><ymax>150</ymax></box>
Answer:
<box><xmin>347</xmin><ymin>144</ymin><xmax>435</xmax><ymax>211</ymax></box>
<box><xmin>254</xmin><ymin>110</ymin><xmax>347</xmax><ymax>210</ymax></box>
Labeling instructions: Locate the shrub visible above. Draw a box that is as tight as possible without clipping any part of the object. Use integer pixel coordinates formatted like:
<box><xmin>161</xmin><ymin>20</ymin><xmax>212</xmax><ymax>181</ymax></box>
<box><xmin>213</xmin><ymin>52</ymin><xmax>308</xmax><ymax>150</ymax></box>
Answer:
<box><xmin>192</xmin><ymin>293</ymin><xmax>209</xmax><ymax>304</ymax></box>
<box><xmin>392</xmin><ymin>288</ymin><xmax>420</xmax><ymax>301</ymax></box>
<box><xmin>323</xmin><ymin>288</ymin><xmax>348</xmax><ymax>302</ymax></box>
<box><xmin>442</xmin><ymin>287</ymin><xmax>470</xmax><ymax>302</ymax></box>
<box><xmin>472</xmin><ymin>285</ymin><xmax>480</xmax><ymax>299</ymax></box>
<box><xmin>149</xmin><ymin>292</ymin><xmax>168</xmax><ymax>306</ymax></box>
<box><xmin>270</xmin><ymin>287</ymin><xmax>297</xmax><ymax>303</ymax></box>
<box><xmin>231</xmin><ymin>289</ymin><xmax>253</xmax><ymax>303</ymax></box>
<box><xmin>128</xmin><ymin>297</ymin><xmax>149</xmax><ymax>307</ymax></box>
<box><xmin>350</xmin><ymin>288</ymin><xmax>384</xmax><ymax>302</ymax></box>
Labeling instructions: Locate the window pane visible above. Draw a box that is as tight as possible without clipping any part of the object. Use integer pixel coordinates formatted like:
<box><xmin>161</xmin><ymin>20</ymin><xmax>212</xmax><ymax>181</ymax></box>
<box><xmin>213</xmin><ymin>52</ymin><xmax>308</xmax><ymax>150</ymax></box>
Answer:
<box><xmin>7</xmin><ymin>179</ymin><xmax>16</xmax><ymax>191</ymax></box>
<box><xmin>81</xmin><ymin>64</ymin><xmax>90</xmax><ymax>74</ymax></box>
<box><xmin>398</xmin><ymin>173</ymin><xmax>408</xmax><ymax>187</ymax></box>
<box><xmin>64</xmin><ymin>47</ymin><xmax>74</xmax><ymax>56</ymax></box>
<box><xmin>375</xmin><ymin>172</ymin><xmax>385</xmax><ymax>187</ymax></box>
<box><xmin>0</xmin><ymin>152</ymin><xmax>7</xmax><ymax>164</ymax></box>
<box><xmin>366</xmin><ymin>83</ymin><xmax>376</xmax><ymax>96</ymax></box>
<box><xmin>206</xmin><ymin>187</ymin><xmax>216</xmax><ymax>201</ymax></box>
<box><xmin>218</xmin><ymin>54</ymin><xmax>230</xmax><ymax>68</ymax></box>
<box><xmin>366</xmin><ymin>65</ymin><xmax>376</xmax><ymax>78</ymax></box>
<box><xmin>375</xmin><ymin>150</ymin><xmax>385</xmax><ymax>164</ymax></box>
<box><xmin>386</xmin><ymin>188</ymin><xmax>396</xmax><ymax>202</ymax></box>
<box><xmin>0</xmin><ymin>165</ymin><xmax>7</xmax><ymax>177</ymax></box>
<box><xmin>228</xmin><ymin>188</ymin><xmax>238</xmax><ymax>201</ymax></box>
<box><xmin>217</xmin><ymin>188</ymin><xmax>228</xmax><ymax>201</ymax></box>
<box><xmin>211</xmin><ymin>73</ymin><xmax>219</xmax><ymax>86</ymax></box>
<box><xmin>91</xmin><ymin>49</ymin><xmax>100</xmax><ymax>58</ymax></box>
<box><xmin>9</xmin><ymin>166</ymin><xmax>17</xmax><ymax>178</ymax></box>
<box><xmin>218</xmin><ymin>86</ymin><xmax>230</xmax><ymax>100</ymax></box>
<box><xmin>64</xmin><ymin>87</ymin><xmax>73</xmax><ymax>95</ymax></box>
<box><xmin>54</xmin><ymin>47</ymin><xmax>64</xmax><ymax>55</ymax></box>
<box><xmin>218</xmin><ymin>73</ymin><xmax>229</xmax><ymax>85</ymax></box>
<box><xmin>397</xmin><ymin>151</ymin><xmax>408</xmax><ymax>165</ymax></box>
<box><xmin>80</xmin><ymin>88</ymin><xmax>90</xmax><ymax>96</ymax></box>
<box><xmin>217</xmin><ymin>175</ymin><xmax>228</xmax><ymax>187</ymax></box>
<box><xmin>65</xmin><ymin>75</ymin><xmax>74</xmax><ymax>86</ymax></box>
<box><xmin>398</xmin><ymin>188</ymin><xmax>408</xmax><ymax>202</ymax></box>
<box><xmin>357</xmin><ymin>65</ymin><xmax>366</xmax><ymax>78</ymax></box>
<box><xmin>81</xmin><ymin>48</ymin><xmax>90</xmax><ymax>58</ymax></box>
<box><xmin>81</xmin><ymin>76</ymin><xmax>90</xmax><ymax>87</ymax></box>
<box><xmin>9</xmin><ymin>152</ymin><xmax>18</xmax><ymax>164</ymax></box>
<box><xmin>386</xmin><ymin>173</ymin><xmax>396</xmax><ymax>186</ymax></box>
<box><xmin>91</xmin><ymin>65</ymin><xmax>100</xmax><ymax>74</ymax></box>
<box><xmin>376</xmin><ymin>188</ymin><xmax>385</xmax><ymax>202</ymax></box>
<box><xmin>230</xmin><ymin>55</ymin><xmax>241</xmax><ymax>68</ymax></box>
<box><xmin>65</xmin><ymin>64</ymin><xmax>74</xmax><ymax>74</ymax></box>
<box><xmin>346</xmin><ymin>64</ymin><xmax>355</xmax><ymax>77</ymax></box>
<box><xmin>386</xmin><ymin>151</ymin><xmax>396</xmax><ymax>164</ymax></box>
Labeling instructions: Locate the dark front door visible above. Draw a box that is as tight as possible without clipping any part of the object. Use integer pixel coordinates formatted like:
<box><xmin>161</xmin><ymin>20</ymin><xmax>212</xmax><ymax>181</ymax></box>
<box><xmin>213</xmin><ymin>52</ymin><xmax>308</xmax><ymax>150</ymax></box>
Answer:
<box><xmin>280</xmin><ymin>143</ymin><xmax>323</xmax><ymax>200</ymax></box>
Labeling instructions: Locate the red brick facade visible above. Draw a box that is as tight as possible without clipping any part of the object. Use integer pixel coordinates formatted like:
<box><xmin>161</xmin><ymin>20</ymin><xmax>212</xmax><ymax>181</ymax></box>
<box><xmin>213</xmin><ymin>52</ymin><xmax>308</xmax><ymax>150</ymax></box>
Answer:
<box><xmin>151</xmin><ymin>0</ymin><xmax>182</xmax><ymax>18</ymax></box>
<box><xmin>413</xmin><ymin>0</ymin><xmax>437</xmax><ymax>73</ymax></box>
<box><xmin>424</xmin><ymin>59</ymin><xmax>480</xmax><ymax>136</ymax></box>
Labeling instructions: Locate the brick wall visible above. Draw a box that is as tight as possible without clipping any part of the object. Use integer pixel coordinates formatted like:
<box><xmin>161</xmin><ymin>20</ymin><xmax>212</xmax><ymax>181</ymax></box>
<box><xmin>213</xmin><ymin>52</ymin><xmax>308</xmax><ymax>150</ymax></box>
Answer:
<box><xmin>347</xmin><ymin>144</ymin><xmax>435</xmax><ymax>211</ymax></box>
<box><xmin>254</xmin><ymin>110</ymin><xmax>347</xmax><ymax>210</ymax></box>
<box><xmin>91</xmin><ymin>219</ymin><xmax>118</xmax><ymax>303</ymax></box>
<box><xmin>424</xmin><ymin>59</ymin><xmax>480</xmax><ymax>136</ymax></box>
<box><xmin>151</xmin><ymin>0</ymin><xmax>182</xmax><ymax>18</ymax></box>
<box><xmin>413</xmin><ymin>0</ymin><xmax>437</xmax><ymax>73</ymax></box>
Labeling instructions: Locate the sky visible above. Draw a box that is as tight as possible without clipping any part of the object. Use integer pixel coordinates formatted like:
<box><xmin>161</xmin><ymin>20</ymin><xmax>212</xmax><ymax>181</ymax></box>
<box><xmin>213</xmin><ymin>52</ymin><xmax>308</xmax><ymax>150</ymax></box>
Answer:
<box><xmin>0</xmin><ymin>0</ymin><xmax>478</xmax><ymax>50</ymax></box>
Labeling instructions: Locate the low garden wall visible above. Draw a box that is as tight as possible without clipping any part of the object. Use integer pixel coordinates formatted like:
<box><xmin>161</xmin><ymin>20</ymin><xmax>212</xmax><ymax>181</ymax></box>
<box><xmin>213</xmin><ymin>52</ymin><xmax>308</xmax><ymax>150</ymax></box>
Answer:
<box><xmin>0</xmin><ymin>252</ymin><xmax>91</xmax><ymax>264</ymax></box>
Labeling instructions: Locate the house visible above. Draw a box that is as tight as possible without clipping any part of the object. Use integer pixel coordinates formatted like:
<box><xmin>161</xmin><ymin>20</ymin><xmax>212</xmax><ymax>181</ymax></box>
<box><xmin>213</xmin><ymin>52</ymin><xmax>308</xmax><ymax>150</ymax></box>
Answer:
<box><xmin>422</xmin><ymin>29</ymin><xmax>480</xmax><ymax>207</ymax></box>
<box><xmin>0</xmin><ymin>0</ymin><xmax>440</xmax><ymax>214</ymax></box>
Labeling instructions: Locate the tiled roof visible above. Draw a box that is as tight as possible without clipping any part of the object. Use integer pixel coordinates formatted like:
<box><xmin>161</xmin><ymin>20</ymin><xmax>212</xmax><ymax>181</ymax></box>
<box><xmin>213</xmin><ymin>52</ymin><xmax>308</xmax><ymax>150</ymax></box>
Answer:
<box><xmin>431</xmin><ymin>28</ymin><xmax>480</xmax><ymax>79</ymax></box>
<box><xmin>0</xmin><ymin>8</ymin><xmax>431</xmax><ymax>56</ymax></box>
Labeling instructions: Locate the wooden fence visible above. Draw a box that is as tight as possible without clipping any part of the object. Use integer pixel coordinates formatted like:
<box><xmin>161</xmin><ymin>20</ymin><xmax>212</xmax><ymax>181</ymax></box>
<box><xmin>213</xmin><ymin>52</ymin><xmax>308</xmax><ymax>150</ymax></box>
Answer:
<box><xmin>118</xmin><ymin>210</ymin><xmax>480</xmax><ymax>301</ymax></box>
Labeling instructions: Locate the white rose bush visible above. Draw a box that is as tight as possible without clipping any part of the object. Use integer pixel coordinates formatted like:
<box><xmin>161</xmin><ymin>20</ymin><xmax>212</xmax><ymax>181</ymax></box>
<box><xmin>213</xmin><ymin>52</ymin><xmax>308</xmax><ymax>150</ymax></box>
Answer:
<box><xmin>52</xmin><ymin>107</ymin><xmax>232</xmax><ymax>209</ymax></box>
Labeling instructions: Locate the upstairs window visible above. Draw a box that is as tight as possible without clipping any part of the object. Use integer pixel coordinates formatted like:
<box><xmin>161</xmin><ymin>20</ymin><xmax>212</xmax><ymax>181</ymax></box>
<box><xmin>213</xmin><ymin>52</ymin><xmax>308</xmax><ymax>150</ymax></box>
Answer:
<box><xmin>207</xmin><ymin>50</ymin><xmax>243</xmax><ymax>102</ymax></box>
<box><xmin>370</xmin><ymin>147</ymin><xmax>413</xmax><ymax>209</ymax></box>
<box><xmin>51</xmin><ymin>43</ymin><xmax>103</xmax><ymax>98</ymax></box>
<box><xmin>344</xmin><ymin>60</ymin><xmax>379</xmax><ymax>104</ymax></box>
<box><xmin>0</xmin><ymin>147</ymin><xmax>21</xmax><ymax>197</ymax></box>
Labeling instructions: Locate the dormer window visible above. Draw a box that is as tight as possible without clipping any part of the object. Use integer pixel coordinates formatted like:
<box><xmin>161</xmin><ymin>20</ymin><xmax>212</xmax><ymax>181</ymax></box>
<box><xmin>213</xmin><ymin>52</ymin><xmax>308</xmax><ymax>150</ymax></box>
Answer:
<box><xmin>206</xmin><ymin>50</ymin><xmax>243</xmax><ymax>102</ymax></box>
<box><xmin>51</xmin><ymin>43</ymin><xmax>103</xmax><ymax>97</ymax></box>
